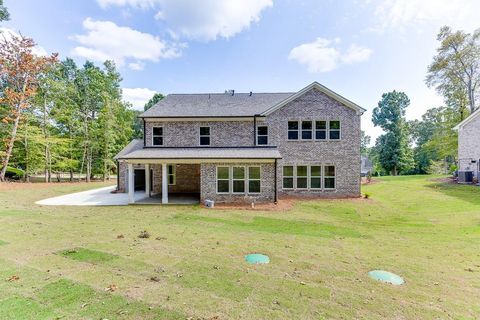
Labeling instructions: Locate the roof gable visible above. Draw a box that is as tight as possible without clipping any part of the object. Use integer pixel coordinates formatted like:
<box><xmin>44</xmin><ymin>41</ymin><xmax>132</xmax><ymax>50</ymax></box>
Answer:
<box><xmin>454</xmin><ymin>108</ymin><xmax>480</xmax><ymax>130</ymax></box>
<box><xmin>260</xmin><ymin>82</ymin><xmax>366</xmax><ymax>116</ymax></box>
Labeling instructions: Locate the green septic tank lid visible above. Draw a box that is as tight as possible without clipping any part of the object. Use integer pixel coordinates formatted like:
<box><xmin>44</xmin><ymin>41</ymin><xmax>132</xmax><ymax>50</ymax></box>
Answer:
<box><xmin>368</xmin><ymin>270</ymin><xmax>405</xmax><ymax>285</ymax></box>
<box><xmin>245</xmin><ymin>253</ymin><xmax>270</xmax><ymax>264</ymax></box>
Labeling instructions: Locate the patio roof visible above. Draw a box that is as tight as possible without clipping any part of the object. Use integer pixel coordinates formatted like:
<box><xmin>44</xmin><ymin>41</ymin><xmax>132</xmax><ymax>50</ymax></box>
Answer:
<box><xmin>116</xmin><ymin>146</ymin><xmax>282</xmax><ymax>160</ymax></box>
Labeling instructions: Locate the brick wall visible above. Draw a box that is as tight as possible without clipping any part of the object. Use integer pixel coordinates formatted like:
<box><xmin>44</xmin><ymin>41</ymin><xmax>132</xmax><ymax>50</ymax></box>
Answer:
<box><xmin>145</xmin><ymin>121</ymin><xmax>255</xmax><ymax>147</ymax></box>
<box><xmin>200</xmin><ymin>162</ymin><xmax>275</xmax><ymax>203</ymax></box>
<box><xmin>458</xmin><ymin>114</ymin><xmax>480</xmax><ymax>177</ymax></box>
<box><xmin>264</xmin><ymin>88</ymin><xmax>361</xmax><ymax>198</ymax></box>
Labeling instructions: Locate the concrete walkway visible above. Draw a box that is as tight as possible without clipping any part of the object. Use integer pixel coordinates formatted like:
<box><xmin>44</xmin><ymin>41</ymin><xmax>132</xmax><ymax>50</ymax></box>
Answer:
<box><xmin>35</xmin><ymin>186</ymin><xmax>145</xmax><ymax>206</ymax></box>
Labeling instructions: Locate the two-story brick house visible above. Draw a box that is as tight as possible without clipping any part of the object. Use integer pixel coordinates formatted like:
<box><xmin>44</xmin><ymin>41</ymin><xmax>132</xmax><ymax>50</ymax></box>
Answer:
<box><xmin>114</xmin><ymin>82</ymin><xmax>365</xmax><ymax>204</ymax></box>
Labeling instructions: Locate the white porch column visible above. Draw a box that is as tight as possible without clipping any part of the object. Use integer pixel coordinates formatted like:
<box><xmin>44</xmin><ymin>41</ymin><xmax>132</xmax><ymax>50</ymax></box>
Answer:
<box><xmin>128</xmin><ymin>163</ymin><xmax>135</xmax><ymax>204</ymax></box>
<box><xmin>162</xmin><ymin>163</ymin><xmax>168</xmax><ymax>204</ymax></box>
<box><xmin>145</xmin><ymin>163</ymin><xmax>150</xmax><ymax>198</ymax></box>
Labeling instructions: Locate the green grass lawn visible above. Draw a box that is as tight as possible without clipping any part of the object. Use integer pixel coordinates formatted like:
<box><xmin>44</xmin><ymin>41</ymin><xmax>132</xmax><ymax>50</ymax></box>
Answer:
<box><xmin>0</xmin><ymin>176</ymin><xmax>479</xmax><ymax>319</ymax></box>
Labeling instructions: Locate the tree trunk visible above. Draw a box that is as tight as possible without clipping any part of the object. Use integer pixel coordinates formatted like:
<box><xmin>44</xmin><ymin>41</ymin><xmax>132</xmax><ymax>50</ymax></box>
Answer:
<box><xmin>391</xmin><ymin>166</ymin><xmax>398</xmax><ymax>176</ymax></box>
<box><xmin>0</xmin><ymin>113</ymin><xmax>21</xmax><ymax>182</ymax></box>
<box><xmin>468</xmin><ymin>80</ymin><xmax>475</xmax><ymax>113</ymax></box>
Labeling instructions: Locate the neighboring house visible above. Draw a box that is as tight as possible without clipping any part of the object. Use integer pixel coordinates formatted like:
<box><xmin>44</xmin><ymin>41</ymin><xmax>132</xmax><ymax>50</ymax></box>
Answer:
<box><xmin>114</xmin><ymin>82</ymin><xmax>366</xmax><ymax>204</ymax></box>
<box><xmin>361</xmin><ymin>155</ymin><xmax>373</xmax><ymax>177</ymax></box>
<box><xmin>454</xmin><ymin>108</ymin><xmax>480</xmax><ymax>179</ymax></box>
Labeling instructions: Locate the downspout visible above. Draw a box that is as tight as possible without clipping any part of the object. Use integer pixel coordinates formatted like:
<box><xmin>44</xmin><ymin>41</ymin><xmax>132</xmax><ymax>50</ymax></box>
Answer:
<box><xmin>253</xmin><ymin>115</ymin><xmax>257</xmax><ymax>146</ymax></box>
<box><xmin>143</xmin><ymin>119</ymin><xmax>146</xmax><ymax>147</ymax></box>
<box><xmin>274</xmin><ymin>158</ymin><xmax>278</xmax><ymax>204</ymax></box>
<box><xmin>116</xmin><ymin>160</ymin><xmax>119</xmax><ymax>191</ymax></box>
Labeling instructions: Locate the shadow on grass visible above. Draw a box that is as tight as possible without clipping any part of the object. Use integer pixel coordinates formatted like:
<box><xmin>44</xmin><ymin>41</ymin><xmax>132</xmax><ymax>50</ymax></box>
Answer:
<box><xmin>427</xmin><ymin>181</ymin><xmax>480</xmax><ymax>205</ymax></box>
<box><xmin>170</xmin><ymin>214</ymin><xmax>363</xmax><ymax>238</ymax></box>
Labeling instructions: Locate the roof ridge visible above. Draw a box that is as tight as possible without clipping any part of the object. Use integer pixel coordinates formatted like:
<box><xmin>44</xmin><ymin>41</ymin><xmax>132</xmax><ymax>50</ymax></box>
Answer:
<box><xmin>167</xmin><ymin>92</ymin><xmax>295</xmax><ymax>96</ymax></box>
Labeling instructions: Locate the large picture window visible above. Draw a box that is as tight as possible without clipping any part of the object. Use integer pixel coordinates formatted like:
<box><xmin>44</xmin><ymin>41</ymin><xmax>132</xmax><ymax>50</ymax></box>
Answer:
<box><xmin>152</xmin><ymin>127</ymin><xmax>163</xmax><ymax>146</ymax></box>
<box><xmin>232</xmin><ymin>167</ymin><xmax>245</xmax><ymax>193</ymax></box>
<box><xmin>283</xmin><ymin>166</ymin><xmax>294</xmax><ymax>189</ymax></box>
<box><xmin>257</xmin><ymin>126</ymin><xmax>268</xmax><ymax>145</ymax></box>
<box><xmin>301</xmin><ymin>121</ymin><xmax>313</xmax><ymax>140</ymax></box>
<box><xmin>248</xmin><ymin>166</ymin><xmax>261</xmax><ymax>193</ymax></box>
<box><xmin>217</xmin><ymin>167</ymin><xmax>230</xmax><ymax>193</ymax></box>
<box><xmin>200</xmin><ymin>126</ymin><xmax>211</xmax><ymax>146</ymax></box>
<box><xmin>324</xmin><ymin>165</ymin><xmax>336</xmax><ymax>189</ymax></box>
<box><xmin>329</xmin><ymin>121</ymin><xmax>341</xmax><ymax>140</ymax></box>
<box><xmin>315</xmin><ymin>121</ymin><xmax>327</xmax><ymax>140</ymax></box>
<box><xmin>288</xmin><ymin>121</ymin><xmax>299</xmax><ymax>140</ymax></box>
<box><xmin>296</xmin><ymin>165</ymin><xmax>308</xmax><ymax>189</ymax></box>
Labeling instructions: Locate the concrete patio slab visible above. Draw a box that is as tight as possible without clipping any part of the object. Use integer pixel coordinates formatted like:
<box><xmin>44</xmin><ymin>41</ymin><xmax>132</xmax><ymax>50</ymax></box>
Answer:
<box><xmin>35</xmin><ymin>186</ymin><xmax>200</xmax><ymax>206</ymax></box>
<box><xmin>36</xmin><ymin>186</ymin><xmax>143</xmax><ymax>206</ymax></box>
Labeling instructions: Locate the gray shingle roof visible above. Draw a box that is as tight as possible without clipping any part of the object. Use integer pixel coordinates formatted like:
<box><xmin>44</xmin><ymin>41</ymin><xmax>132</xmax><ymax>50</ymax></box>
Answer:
<box><xmin>116</xmin><ymin>147</ymin><xmax>281</xmax><ymax>160</ymax></box>
<box><xmin>114</xmin><ymin>139</ymin><xmax>143</xmax><ymax>160</ymax></box>
<box><xmin>140</xmin><ymin>92</ymin><xmax>294</xmax><ymax>118</ymax></box>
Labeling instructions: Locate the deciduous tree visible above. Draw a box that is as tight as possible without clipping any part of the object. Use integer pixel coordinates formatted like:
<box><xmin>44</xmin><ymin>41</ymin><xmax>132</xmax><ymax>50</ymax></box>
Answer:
<box><xmin>0</xmin><ymin>34</ymin><xmax>57</xmax><ymax>181</ymax></box>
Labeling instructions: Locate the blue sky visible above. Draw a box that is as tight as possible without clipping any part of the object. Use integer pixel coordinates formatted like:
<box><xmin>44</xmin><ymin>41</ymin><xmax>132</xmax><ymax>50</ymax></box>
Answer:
<box><xmin>2</xmin><ymin>0</ymin><xmax>480</xmax><ymax>141</ymax></box>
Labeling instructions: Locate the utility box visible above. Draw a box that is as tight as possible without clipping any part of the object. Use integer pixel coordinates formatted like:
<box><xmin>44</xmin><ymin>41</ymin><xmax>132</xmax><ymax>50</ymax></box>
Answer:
<box><xmin>458</xmin><ymin>171</ymin><xmax>474</xmax><ymax>183</ymax></box>
<box><xmin>205</xmin><ymin>199</ymin><xmax>215</xmax><ymax>208</ymax></box>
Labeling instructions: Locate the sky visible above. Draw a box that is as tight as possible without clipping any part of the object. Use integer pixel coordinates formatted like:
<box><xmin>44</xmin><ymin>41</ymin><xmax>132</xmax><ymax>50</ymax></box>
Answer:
<box><xmin>2</xmin><ymin>0</ymin><xmax>480</xmax><ymax>142</ymax></box>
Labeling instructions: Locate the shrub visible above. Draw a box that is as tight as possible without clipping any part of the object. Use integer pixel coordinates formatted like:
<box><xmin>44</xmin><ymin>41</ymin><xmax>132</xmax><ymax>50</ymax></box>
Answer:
<box><xmin>138</xmin><ymin>230</ymin><xmax>150</xmax><ymax>239</ymax></box>
<box><xmin>5</xmin><ymin>166</ymin><xmax>25</xmax><ymax>180</ymax></box>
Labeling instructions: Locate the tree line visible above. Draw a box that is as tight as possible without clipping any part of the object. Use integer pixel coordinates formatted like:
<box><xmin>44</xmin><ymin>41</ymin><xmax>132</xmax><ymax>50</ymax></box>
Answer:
<box><xmin>365</xmin><ymin>26</ymin><xmax>480</xmax><ymax>176</ymax></box>
<box><xmin>0</xmin><ymin>7</ymin><xmax>143</xmax><ymax>182</ymax></box>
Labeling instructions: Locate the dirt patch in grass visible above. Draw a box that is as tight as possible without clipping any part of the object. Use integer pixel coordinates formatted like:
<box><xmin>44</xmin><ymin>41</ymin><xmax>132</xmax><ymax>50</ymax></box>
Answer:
<box><xmin>58</xmin><ymin>248</ymin><xmax>119</xmax><ymax>264</ymax></box>
<box><xmin>428</xmin><ymin>177</ymin><xmax>456</xmax><ymax>184</ymax></box>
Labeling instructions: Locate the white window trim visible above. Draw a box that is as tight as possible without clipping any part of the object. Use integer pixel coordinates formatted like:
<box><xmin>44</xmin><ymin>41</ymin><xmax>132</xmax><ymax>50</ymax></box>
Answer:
<box><xmin>152</xmin><ymin>126</ymin><xmax>164</xmax><ymax>146</ymax></box>
<box><xmin>310</xmin><ymin>165</ymin><xmax>322</xmax><ymax>190</ymax></box>
<box><xmin>282</xmin><ymin>166</ymin><xmax>295</xmax><ymax>190</ymax></box>
<box><xmin>199</xmin><ymin>126</ymin><xmax>211</xmax><ymax>146</ymax></box>
<box><xmin>232</xmin><ymin>166</ymin><xmax>246</xmax><ymax>194</ymax></box>
<box><xmin>328</xmin><ymin>121</ymin><xmax>341</xmax><ymax>141</ymax></box>
<box><xmin>282</xmin><ymin>164</ymin><xmax>337</xmax><ymax>191</ymax></box>
<box><xmin>247</xmin><ymin>166</ymin><xmax>261</xmax><ymax>194</ymax></box>
<box><xmin>256</xmin><ymin>126</ymin><xmax>269</xmax><ymax>146</ymax></box>
<box><xmin>314</xmin><ymin>120</ymin><xmax>327</xmax><ymax>141</ymax></box>
<box><xmin>296</xmin><ymin>165</ymin><xmax>309</xmax><ymax>190</ymax></box>
<box><xmin>324</xmin><ymin>165</ymin><xmax>336</xmax><ymax>190</ymax></box>
<box><xmin>216</xmin><ymin>166</ymin><xmax>230</xmax><ymax>194</ymax></box>
<box><xmin>287</xmin><ymin>120</ymin><xmax>300</xmax><ymax>141</ymax></box>
<box><xmin>301</xmin><ymin>120</ymin><xmax>313</xmax><ymax>140</ymax></box>
<box><xmin>168</xmin><ymin>164</ymin><xmax>176</xmax><ymax>186</ymax></box>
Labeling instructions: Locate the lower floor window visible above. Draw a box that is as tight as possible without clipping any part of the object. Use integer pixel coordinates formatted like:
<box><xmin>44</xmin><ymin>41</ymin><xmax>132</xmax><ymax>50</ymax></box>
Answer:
<box><xmin>168</xmin><ymin>164</ymin><xmax>176</xmax><ymax>185</ymax></box>
<box><xmin>217</xmin><ymin>166</ymin><xmax>261</xmax><ymax>194</ymax></box>
<box><xmin>324</xmin><ymin>165</ymin><xmax>336</xmax><ymax>189</ymax></box>
<box><xmin>217</xmin><ymin>166</ymin><xmax>230</xmax><ymax>193</ymax></box>
<box><xmin>282</xmin><ymin>164</ymin><xmax>336</xmax><ymax>190</ymax></box>
<box><xmin>248</xmin><ymin>167</ymin><xmax>261</xmax><ymax>193</ymax></box>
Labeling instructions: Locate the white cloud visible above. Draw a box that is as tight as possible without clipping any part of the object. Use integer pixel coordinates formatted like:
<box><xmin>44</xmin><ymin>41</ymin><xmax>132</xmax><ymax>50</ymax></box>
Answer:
<box><xmin>71</xmin><ymin>18</ymin><xmax>181</xmax><ymax>70</ymax></box>
<box><xmin>0</xmin><ymin>27</ymin><xmax>48</xmax><ymax>56</ymax></box>
<box><xmin>366</xmin><ymin>0</ymin><xmax>480</xmax><ymax>32</ymax></box>
<box><xmin>96</xmin><ymin>0</ymin><xmax>273</xmax><ymax>41</ymax></box>
<box><xmin>122</xmin><ymin>87</ymin><xmax>157</xmax><ymax>110</ymax></box>
<box><xmin>288</xmin><ymin>38</ymin><xmax>372</xmax><ymax>73</ymax></box>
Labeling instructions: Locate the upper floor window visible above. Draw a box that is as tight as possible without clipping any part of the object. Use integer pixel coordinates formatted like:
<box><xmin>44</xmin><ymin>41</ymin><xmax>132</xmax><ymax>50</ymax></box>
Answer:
<box><xmin>199</xmin><ymin>126</ymin><xmax>211</xmax><ymax>146</ymax></box>
<box><xmin>301</xmin><ymin>121</ymin><xmax>313</xmax><ymax>140</ymax></box>
<box><xmin>315</xmin><ymin>121</ymin><xmax>327</xmax><ymax>140</ymax></box>
<box><xmin>257</xmin><ymin>126</ymin><xmax>268</xmax><ymax>145</ymax></box>
<box><xmin>152</xmin><ymin>127</ymin><xmax>163</xmax><ymax>146</ymax></box>
<box><xmin>288</xmin><ymin>121</ymin><xmax>299</xmax><ymax>140</ymax></box>
<box><xmin>329</xmin><ymin>121</ymin><xmax>341</xmax><ymax>140</ymax></box>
